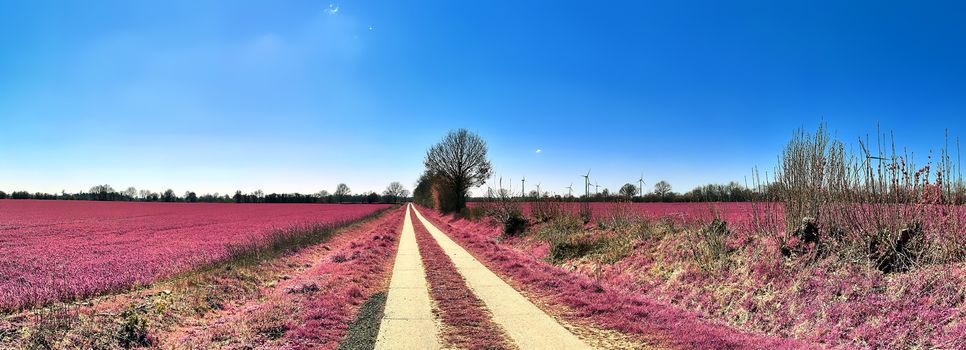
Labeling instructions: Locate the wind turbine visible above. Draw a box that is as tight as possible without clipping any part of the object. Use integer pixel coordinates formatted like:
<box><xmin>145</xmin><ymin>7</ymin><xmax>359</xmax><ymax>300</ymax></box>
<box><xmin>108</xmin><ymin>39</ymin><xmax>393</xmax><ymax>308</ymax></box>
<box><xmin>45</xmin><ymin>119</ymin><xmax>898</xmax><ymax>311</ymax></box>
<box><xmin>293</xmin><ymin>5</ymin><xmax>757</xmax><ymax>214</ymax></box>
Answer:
<box><xmin>521</xmin><ymin>177</ymin><xmax>526</xmax><ymax>197</ymax></box>
<box><xmin>565</xmin><ymin>183</ymin><xmax>573</xmax><ymax>197</ymax></box>
<box><xmin>859</xmin><ymin>140</ymin><xmax>887</xmax><ymax>163</ymax></box>
<box><xmin>638</xmin><ymin>172</ymin><xmax>646</xmax><ymax>198</ymax></box>
<box><xmin>582</xmin><ymin>169</ymin><xmax>591</xmax><ymax>197</ymax></box>
<box><xmin>594</xmin><ymin>181</ymin><xmax>601</xmax><ymax>195</ymax></box>
<box><xmin>536</xmin><ymin>182</ymin><xmax>541</xmax><ymax>197</ymax></box>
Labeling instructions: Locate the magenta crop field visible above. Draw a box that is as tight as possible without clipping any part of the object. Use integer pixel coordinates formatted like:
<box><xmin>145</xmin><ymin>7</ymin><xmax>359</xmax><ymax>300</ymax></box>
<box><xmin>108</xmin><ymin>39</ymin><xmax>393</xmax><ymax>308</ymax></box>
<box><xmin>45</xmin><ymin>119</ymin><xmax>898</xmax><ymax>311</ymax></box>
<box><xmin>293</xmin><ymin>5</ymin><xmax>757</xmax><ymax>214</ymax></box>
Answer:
<box><xmin>0</xmin><ymin>200</ymin><xmax>389</xmax><ymax>312</ymax></box>
<box><xmin>471</xmin><ymin>201</ymin><xmax>762</xmax><ymax>225</ymax></box>
<box><xmin>581</xmin><ymin>202</ymin><xmax>757</xmax><ymax>222</ymax></box>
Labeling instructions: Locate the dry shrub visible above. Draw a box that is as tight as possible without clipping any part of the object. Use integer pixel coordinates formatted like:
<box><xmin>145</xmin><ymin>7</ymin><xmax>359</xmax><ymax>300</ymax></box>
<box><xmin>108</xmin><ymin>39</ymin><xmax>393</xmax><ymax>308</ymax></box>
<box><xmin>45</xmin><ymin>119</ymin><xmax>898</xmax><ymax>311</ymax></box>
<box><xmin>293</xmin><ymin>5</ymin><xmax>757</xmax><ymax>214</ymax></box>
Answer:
<box><xmin>479</xmin><ymin>180</ymin><xmax>528</xmax><ymax>236</ymax></box>
<box><xmin>535</xmin><ymin>214</ymin><xmax>591</xmax><ymax>263</ymax></box>
<box><xmin>578</xmin><ymin>202</ymin><xmax>593</xmax><ymax>224</ymax></box>
<box><xmin>459</xmin><ymin>205</ymin><xmax>487</xmax><ymax>221</ymax></box>
<box><xmin>597</xmin><ymin>202</ymin><xmax>638</xmax><ymax>230</ymax></box>
<box><xmin>686</xmin><ymin>218</ymin><xmax>732</xmax><ymax>271</ymax></box>
<box><xmin>539</xmin><ymin>208</ymin><xmax>642</xmax><ymax>265</ymax></box>
<box><xmin>549</xmin><ymin>239</ymin><xmax>600</xmax><ymax>264</ymax></box>
<box><xmin>537</xmin><ymin>215</ymin><xmax>584</xmax><ymax>243</ymax></box>
<box><xmin>592</xmin><ymin>234</ymin><xmax>637</xmax><ymax>265</ymax></box>
<box><xmin>286</xmin><ymin>281</ymin><xmax>320</xmax><ymax>294</ymax></box>
<box><xmin>531</xmin><ymin>199</ymin><xmax>564</xmax><ymax>223</ymax></box>
<box><xmin>248</xmin><ymin>302</ymin><xmax>293</xmax><ymax>340</ymax></box>
<box><xmin>25</xmin><ymin>305</ymin><xmax>77</xmax><ymax>349</ymax></box>
<box><xmin>117</xmin><ymin>306</ymin><xmax>153</xmax><ymax>348</ymax></box>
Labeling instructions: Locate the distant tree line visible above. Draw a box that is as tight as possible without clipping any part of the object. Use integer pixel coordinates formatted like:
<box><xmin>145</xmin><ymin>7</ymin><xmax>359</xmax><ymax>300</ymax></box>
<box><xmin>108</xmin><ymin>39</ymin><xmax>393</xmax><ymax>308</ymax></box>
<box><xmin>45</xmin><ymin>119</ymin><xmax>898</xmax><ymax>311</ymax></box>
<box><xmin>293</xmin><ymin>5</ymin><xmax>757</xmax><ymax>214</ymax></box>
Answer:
<box><xmin>0</xmin><ymin>182</ymin><xmax>411</xmax><ymax>204</ymax></box>
<box><xmin>467</xmin><ymin>180</ymin><xmax>761</xmax><ymax>203</ymax></box>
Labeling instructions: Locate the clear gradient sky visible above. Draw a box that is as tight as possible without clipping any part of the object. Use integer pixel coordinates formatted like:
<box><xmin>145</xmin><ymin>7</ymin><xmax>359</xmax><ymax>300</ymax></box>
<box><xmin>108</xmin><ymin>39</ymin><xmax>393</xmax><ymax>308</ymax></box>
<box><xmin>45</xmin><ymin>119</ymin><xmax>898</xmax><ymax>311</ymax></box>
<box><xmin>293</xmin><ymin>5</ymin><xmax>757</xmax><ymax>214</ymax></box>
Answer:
<box><xmin>2</xmin><ymin>1</ymin><xmax>966</xmax><ymax>196</ymax></box>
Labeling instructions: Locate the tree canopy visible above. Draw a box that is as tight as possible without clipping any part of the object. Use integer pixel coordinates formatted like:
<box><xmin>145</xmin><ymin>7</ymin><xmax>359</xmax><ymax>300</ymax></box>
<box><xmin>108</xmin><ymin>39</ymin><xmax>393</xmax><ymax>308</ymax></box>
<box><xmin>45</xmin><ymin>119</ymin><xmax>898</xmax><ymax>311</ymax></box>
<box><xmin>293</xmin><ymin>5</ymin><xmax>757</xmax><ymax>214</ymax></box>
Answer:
<box><xmin>423</xmin><ymin>128</ymin><xmax>492</xmax><ymax>212</ymax></box>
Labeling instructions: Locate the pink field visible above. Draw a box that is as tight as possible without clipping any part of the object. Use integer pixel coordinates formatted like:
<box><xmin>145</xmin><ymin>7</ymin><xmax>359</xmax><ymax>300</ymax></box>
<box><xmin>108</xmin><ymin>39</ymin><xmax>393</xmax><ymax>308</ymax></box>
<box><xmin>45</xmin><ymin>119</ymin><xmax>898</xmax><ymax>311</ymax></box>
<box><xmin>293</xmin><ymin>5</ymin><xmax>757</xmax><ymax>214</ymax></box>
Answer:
<box><xmin>0</xmin><ymin>200</ymin><xmax>390</xmax><ymax>312</ymax></box>
<box><xmin>471</xmin><ymin>201</ymin><xmax>762</xmax><ymax>225</ymax></box>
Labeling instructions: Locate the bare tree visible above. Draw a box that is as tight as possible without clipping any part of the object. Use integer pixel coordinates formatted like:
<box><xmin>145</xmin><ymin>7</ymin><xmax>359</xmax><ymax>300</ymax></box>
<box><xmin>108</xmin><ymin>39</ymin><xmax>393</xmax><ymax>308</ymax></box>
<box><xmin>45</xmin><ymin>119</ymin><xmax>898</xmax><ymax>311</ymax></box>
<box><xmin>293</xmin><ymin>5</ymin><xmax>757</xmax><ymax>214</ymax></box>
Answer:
<box><xmin>138</xmin><ymin>189</ymin><xmax>151</xmax><ymax>199</ymax></box>
<box><xmin>619</xmin><ymin>183</ymin><xmax>638</xmax><ymax>197</ymax></box>
<box><xmin>382</xmin><ymin>181</ymin><xmax>407</xmax><ymax>203</ymax></box>
<box><xmin>424</xmin><ymin>129</ymin><xmax>493</xmax><ymax>212</ymax></box>
<box><xmin>334</xmin><ymin>183</ymin><xmax>351</xmax><ymax>203</ymax></box>
<box><xmin>654</xmin><ymin>180</ymin><xmax>673</xmax><ymax>197</ymax></box>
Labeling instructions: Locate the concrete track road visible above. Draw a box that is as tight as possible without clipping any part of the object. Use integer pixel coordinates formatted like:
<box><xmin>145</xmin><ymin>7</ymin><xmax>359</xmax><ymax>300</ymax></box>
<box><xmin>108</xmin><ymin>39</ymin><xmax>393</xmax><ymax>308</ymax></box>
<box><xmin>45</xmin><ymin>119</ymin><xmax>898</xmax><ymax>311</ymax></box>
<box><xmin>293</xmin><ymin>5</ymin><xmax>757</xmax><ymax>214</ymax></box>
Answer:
<box><xmin>375</xmin><ymin>204</ymin><xmax>589</xmax><ymax>349</ymax></box>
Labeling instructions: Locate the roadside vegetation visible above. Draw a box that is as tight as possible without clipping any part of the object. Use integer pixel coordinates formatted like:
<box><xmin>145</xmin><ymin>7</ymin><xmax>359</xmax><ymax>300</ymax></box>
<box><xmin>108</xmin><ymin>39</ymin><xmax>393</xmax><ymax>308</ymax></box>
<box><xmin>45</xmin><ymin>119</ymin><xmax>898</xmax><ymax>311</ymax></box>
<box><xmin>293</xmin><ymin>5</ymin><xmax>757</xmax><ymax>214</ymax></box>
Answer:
<box><xmin>416</xmin><ymin>204</ymin><xmax>803</xmax><ymax>349</ymax></box>
<box><xmin>457</xmin><ymin>124</ymin><xmax>966</xmax><ymax>348</ymax></box>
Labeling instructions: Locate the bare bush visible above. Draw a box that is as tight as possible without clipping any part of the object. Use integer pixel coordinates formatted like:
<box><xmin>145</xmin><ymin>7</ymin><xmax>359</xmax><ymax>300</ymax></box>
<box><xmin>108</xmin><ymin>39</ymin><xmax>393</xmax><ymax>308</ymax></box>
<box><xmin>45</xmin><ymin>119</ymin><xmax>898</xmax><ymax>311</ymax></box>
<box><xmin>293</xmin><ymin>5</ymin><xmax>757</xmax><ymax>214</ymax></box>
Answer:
<box><xmin>759</xmin><ymin>125</ymin><xmax>966</xmax><ymax>272</ymax></box>
<box><xmin>480</xmin><ymin>178</ymin><xmax>527</xmax><ymax>236</ymax></box>
<box><xmin>578</xmin><ymin>202</ymin><xmax>593</xmax><ymax>224</ymax></box>
<box><xmin>597</xmin><ymin>202</ymin><xmax>638</xmax><ymax>230</ymax></box>
<box><xmin>531</xmin><ymin>199</ymin><xmax>564</xmax><ymax>223</ymax></box>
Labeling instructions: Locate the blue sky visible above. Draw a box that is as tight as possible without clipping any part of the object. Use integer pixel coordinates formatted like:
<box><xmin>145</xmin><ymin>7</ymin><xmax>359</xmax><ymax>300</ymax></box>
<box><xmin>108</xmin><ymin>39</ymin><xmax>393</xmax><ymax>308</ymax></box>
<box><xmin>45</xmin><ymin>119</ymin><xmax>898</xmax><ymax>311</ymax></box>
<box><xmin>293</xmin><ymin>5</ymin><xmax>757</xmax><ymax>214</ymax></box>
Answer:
<box><xmin>1</xmin><ymin>1</ymin><xmax>965</xmax><ymax>196</ymax></box>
